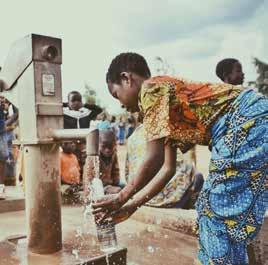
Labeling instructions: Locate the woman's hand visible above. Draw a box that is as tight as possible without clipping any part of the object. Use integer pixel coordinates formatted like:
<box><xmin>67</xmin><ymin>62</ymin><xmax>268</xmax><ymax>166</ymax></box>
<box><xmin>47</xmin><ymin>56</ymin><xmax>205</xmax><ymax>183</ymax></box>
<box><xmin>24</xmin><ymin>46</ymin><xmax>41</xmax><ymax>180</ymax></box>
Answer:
<box><xmin>94</xmin><ymin>198</ymin><xmax>138</xmax><ymax>225</ymax></box>
<box><xmin>92</xmin><ymin>192</ymin><xmax>124</xmax><ymax>217</ymax></box>
<box><xmin>109</xmin><ymin>202</ymin><xmax>138</xmax><ymax>224</ymax></box>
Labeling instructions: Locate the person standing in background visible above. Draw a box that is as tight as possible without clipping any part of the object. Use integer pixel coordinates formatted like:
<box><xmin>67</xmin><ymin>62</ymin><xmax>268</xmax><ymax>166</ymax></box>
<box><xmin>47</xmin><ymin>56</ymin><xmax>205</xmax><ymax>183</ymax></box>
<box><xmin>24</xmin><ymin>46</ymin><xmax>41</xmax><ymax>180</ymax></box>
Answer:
<box><xmin>118</xmin><ymin>117</ymin><xmax>126</xmax><ymax>145</ymax></box>
<box><xmin>3</xmin><ymin>98</ymin><xmax>18</xmax><ymax>186</ymax></box>
<box><xmin>0</xmin><ymin>99</ymin><xmax>8</xmax><ymax>199</ymax></box>
<box><xmin>126</xmin><ymin>116</ymin><xmax>136</xmax><ymax>139</ymax></box>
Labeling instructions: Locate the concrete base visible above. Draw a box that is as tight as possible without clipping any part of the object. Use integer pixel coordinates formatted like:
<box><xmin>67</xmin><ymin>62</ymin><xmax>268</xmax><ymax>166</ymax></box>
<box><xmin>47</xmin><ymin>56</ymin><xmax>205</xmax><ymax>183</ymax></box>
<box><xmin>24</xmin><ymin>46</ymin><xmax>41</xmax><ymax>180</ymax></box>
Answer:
<box><xmin>0</xmin><ymin>207</ymin><xmax>197</xmax><ymax>265</ymax></box>
<box><xmin>132</xmin><ymin>206</ymin><xmax>197</xmax><ymax>236</ymax></box>
<box><xmin>0</xmin><ymin>186</ymin><xmax>25</xmax><ymax>213</ymax></box>
<box><xmin>2</xmin><ymin>235</ymin><xmax>127</xmax><ymax>265</ymax></box>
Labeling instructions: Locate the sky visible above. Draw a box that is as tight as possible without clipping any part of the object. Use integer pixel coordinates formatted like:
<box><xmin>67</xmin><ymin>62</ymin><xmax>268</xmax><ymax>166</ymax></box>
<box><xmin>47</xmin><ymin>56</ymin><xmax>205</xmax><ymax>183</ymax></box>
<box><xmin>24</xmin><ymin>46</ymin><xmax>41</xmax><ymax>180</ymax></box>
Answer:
<box><xmin>0</xmin><ymin>0</ymin><xmax>267</xmax><ymax>113</ymax></box>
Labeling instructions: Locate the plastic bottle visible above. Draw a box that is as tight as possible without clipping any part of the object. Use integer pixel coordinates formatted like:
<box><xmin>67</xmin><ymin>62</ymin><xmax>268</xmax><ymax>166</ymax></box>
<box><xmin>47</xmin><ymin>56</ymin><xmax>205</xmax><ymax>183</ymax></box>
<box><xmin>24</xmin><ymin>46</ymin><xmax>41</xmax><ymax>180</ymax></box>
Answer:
<box><xmin>90</xmin><ymin>178</ymin><xmax>118</xmax><ymax>252</ymax></box>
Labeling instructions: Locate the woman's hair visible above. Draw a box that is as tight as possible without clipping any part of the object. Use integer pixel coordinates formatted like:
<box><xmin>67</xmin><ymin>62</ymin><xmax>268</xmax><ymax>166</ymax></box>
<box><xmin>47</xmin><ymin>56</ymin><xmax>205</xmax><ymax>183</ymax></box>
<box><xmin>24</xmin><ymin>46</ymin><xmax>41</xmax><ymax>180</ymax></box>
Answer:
<box><xmin>215</xmin><ymin>58</ymin><xmax>239</xmax><ymax>81</ymax></box>
<box><xmin>106</xmin><ymin>52</ymin><xmax>151</xmax><ymax>84</ymax></box>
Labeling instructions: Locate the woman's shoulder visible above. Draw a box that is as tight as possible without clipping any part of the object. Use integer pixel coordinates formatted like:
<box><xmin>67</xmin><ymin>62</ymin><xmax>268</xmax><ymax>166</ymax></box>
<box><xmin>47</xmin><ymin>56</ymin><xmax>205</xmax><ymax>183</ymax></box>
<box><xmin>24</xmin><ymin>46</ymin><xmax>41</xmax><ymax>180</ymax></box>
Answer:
<box><xmin>142</xmin><ymin>75</ymin><xmax>184</xmax><ymax>89</ymax></box>
<box><xmin>139</xmin><ymin>76</ymin><xmax>180</xmax><ymax>112</ymax></box>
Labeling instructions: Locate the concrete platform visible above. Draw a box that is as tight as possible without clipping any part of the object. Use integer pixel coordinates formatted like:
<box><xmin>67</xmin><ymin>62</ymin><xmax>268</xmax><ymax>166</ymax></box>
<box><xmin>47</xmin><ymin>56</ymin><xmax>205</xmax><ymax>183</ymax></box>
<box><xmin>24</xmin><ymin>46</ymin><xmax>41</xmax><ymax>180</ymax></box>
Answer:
<box><xmin>132</xmin><ymin>206</ymin><xmax>197</xmax><ymax>236</ymax></box>
<box><xmin>0</xmin><ymin>186</ymin><xmax>25</xmax><ymax>213</ymax></box>
<box><xmin>0</xmin><ymin>206</ymin><xmax>197</xmax><ymax>265</ymax></box>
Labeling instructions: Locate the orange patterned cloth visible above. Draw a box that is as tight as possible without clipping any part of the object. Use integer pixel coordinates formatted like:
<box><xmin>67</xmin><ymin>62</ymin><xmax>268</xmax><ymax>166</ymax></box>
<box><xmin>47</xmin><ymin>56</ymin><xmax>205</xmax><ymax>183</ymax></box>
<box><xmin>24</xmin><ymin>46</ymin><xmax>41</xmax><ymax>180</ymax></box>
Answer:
<box><xmin>60</xmin><ymin>151</ymin><xmax>80</xmax><ymax>185</ymax></box>
<box><xmin>139</xmin><ymin>76</ymin><xmax>242</xmax><ymax>152</ymax></box>
<box><xmin>99</xmin><ymin>152</ymin><xmax>120</xmax><ymax>187</ymax></box>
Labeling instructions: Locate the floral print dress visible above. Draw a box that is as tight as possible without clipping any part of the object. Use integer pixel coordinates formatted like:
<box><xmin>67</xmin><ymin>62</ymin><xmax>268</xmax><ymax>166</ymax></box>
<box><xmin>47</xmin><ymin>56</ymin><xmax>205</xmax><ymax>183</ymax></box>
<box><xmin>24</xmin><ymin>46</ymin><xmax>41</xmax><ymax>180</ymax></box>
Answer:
<box><xmin>139</xmin><ymin>76</ymin><xmax>268</xmax><ymax>265</ymax></box>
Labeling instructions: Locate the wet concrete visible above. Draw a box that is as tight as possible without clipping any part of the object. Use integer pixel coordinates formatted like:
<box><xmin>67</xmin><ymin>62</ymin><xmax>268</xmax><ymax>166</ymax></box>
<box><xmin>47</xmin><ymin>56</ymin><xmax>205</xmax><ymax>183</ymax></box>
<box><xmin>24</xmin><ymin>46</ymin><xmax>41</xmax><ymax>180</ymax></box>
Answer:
<box><xmin>0</xmin><ymin>236</ymin><xmax>127</xmax><ymax>265</ymax></box>
<box><xmin>0</xmin><ymin>187</ymin><xmax>25</xmax><ymax>213</ymax></box>
<box><xmin>0</xmin><ymin>206</ymin><xmax>197</xmax><ymax>265</ymax></box>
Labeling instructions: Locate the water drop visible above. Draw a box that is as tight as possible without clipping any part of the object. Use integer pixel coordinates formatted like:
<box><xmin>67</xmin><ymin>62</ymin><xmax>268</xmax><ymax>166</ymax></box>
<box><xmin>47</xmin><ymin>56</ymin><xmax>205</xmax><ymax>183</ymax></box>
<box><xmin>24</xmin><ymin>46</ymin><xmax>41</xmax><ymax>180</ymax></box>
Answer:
<box><xmin>147</xmin><ymin>245</ymin><xmax>155</xmax><ymax>253</ymax></box>
<box><xmin>72</xmin><ymin>249</ymin><xmax>79</xmax><ymax>260</ymax></box>
<box><xmin>75</xmin><ymin>227</ymin><xmax>82</xmax><ymax>237</ymax></box>
<box><xmin>147</xmin><ymin>226</ymin><xmax>153</xmax><ymax>232</ymax></box>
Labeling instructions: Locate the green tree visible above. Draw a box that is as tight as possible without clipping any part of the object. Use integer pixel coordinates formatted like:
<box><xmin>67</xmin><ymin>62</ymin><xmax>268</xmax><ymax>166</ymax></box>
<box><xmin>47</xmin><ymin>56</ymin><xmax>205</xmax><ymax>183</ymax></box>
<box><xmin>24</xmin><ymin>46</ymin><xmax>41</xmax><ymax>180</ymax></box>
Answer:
<box><xmin>154</xmin><ymin>56</ymin><xmax>175</xmax><ymax>75</ymax></box>
<box><xmin>83</xmin><ymin>82</ymin><xmax>96</xmax><ymax>105</ymax></box>
<box><xmin>253</xmin><ymin>57</ymin><xmax>268</xmax><ymax>96</ymax></box>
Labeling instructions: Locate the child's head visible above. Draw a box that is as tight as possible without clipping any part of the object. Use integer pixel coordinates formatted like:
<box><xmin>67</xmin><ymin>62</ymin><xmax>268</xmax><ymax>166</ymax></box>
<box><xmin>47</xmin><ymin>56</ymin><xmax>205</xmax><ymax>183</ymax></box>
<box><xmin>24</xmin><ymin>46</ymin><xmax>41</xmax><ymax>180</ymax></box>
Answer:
<box><xmin>99</xmin><ymin>130</ymin><xmax>116</xmax><ymax>158</ymax></box>
<box><xmin>68</xmin><ymin>91</ymin><xmax>82</xmax><ymax>111</ymax></box>
<box><xmin>61</xmin><ymin>142</ymin><xmax>75</xmax><ymax>154</ymax></box>
<box><xmin>216</xmin><ymin>58</ymin><xmax>244</xmax><ymax>85</ymax></box>
<box><xmin>106</xmin><ymin>53</ymin><xmax>151</xmax><ymax>113</ymax></box>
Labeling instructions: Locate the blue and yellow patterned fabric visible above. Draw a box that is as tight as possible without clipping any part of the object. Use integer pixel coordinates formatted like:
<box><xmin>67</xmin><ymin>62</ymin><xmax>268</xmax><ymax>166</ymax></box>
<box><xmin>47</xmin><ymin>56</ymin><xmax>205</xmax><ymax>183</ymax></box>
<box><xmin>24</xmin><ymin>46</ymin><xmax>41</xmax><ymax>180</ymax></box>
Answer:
<box><xmin>196</xmin><ymin>89</ymin><xmax>268</xmax><ymax>264</ymax></box>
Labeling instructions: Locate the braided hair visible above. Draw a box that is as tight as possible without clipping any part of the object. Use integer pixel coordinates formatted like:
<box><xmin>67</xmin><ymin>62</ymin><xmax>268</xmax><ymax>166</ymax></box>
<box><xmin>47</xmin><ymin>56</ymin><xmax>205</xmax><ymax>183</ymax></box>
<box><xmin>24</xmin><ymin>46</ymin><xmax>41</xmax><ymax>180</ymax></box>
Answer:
<box><xmin>216</xmin><ymin>58</ymin><xmax>239</xmax><ymax>81</ymax></box>
<box><xmin>106</xmin><ymin>52</ymin><xmax>151</xmax><ymax>84</ymax></box>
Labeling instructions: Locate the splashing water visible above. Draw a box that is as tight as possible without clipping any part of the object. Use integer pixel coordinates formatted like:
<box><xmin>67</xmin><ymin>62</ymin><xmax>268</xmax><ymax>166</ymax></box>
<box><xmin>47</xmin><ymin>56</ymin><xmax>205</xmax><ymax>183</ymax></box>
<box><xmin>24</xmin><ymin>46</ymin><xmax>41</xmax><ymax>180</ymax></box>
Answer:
<box><xmin>83</xmin><ymin>155</ymin><xmax>118</xmax><ymax>252</ymax></box>
<box><xmin>71</xmin><ymin>249</ymin><xmax>79</xmax><ymax>260</ymax></box>
<box><xmin>75</xmin><ymin>227</ymin><xmax>82</xmax><ymax>238</ymax></box>
<box><xmin>146</xmin><ymin>226</ymin><xmax>154</xmax><ymax>233</ymax></box>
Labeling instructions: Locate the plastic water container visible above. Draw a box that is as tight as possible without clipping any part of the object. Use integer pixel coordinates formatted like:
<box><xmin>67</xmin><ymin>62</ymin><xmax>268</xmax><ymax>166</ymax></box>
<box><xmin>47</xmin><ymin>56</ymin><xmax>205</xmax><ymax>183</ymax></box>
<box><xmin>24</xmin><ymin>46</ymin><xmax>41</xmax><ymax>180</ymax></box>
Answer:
<box><xmin>96</xmin><ymin>222</ymin><xmax>118</xmax><ymax>252</ymax></box>
<box><xmin>90</xmin><ymin>178</ymin><xmax>118</xmax><ymax>252</ymax></box>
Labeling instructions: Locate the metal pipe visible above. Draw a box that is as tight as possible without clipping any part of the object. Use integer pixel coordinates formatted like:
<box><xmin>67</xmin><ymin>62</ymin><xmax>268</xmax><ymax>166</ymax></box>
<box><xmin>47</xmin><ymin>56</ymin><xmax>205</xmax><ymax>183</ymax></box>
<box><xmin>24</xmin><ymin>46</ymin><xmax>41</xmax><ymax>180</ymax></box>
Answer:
<box><xmin>51</xmin><ymin>128</ymin><xmax>99</xmax><ymax>156</ymax></box>
<box><xmin>51</xmin><ymin>128</ymin><xmax>96</xmax><ymax>140</ymax></box>
<box><xmin>24</xmin><ymin>144</ymin><xmax>62</xmax><ymax>254</ymax></box>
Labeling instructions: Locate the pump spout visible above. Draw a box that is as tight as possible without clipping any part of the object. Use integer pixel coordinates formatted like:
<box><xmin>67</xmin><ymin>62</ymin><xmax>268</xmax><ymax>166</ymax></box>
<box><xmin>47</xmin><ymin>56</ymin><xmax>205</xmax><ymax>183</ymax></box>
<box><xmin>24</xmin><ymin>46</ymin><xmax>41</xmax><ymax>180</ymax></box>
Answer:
<box><xmin>51</xmin><ymin>127</ymin><xmax>99</xmax><ymax>156</ymax></box>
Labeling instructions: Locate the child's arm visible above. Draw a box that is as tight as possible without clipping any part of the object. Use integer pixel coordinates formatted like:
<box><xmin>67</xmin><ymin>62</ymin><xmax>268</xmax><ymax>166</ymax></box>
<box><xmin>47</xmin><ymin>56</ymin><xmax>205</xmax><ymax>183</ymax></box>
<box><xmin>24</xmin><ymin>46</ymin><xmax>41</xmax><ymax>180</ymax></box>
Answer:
<box><xmin>119</xmin><ymin>137</ymin><xmax>166</xmax><ymax>203</ymax></box>
<box><xmin>93</xmin><ymin>137</ymin><xmax>166</xmax><ymax>212</ymax></box>
<box><xmin>95</xmin><ymin>142</ymin><xmax>177</xmax><ymax>224</ymax></box>
<box><xmin>130</xmin><ymin>142</ymin><xmax>177</xmax><ymax>207</ymax></box>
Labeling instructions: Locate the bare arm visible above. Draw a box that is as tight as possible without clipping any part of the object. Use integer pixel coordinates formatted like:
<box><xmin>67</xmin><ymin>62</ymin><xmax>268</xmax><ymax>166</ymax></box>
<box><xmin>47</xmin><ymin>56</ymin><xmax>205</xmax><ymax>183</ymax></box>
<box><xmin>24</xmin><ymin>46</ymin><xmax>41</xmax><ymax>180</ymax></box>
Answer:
<box><xmin>119</xmin><ymin>137</ymin><xmax>165</xmax><ymax>204</ymax></box>
<box><xmin>97</xmin><ymin>143</ymin><xmax>177</xmax><ymax>224</ymax></box>
<box><xmin>129</xmin><ymin>143</ymin><xmax>177</xmax><ymax>208</ymax></box>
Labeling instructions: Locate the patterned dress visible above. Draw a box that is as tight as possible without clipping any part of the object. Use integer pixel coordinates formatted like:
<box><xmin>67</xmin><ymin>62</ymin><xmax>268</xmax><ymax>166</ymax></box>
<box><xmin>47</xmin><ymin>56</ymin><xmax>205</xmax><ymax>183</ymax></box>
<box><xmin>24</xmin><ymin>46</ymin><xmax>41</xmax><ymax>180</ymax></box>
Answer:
<box><xmin>125</xmin><ymin>124</ymin><xmax>193</xmax><ymax>207</ymax></box>
<box><xmin>139</xmin><ymin>76</ymin><xmax>268</xmax><ymax>265</ymax></box>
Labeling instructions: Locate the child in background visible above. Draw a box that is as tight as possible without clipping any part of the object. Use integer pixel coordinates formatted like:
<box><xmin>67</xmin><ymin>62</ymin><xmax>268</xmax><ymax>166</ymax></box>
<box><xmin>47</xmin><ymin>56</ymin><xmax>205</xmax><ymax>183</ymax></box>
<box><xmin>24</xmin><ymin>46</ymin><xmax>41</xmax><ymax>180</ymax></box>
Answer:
<box><xmin>0</xmin><ymin>100</ymin><xmax>8</xmax><ymax>199</ymax></box>
<box><xmin>3</xmin><ymin>98</ymin><xmax>18</xmax><ymax>185</ymax></box>
<box><xmin>63</xmin><ymin>90</ymin><xmax>102</xmax><ymax>179</ymax></box>
<box><xmin>63</xmin><ymin>91</ymin><xmax>102</xmax><ymax>129</ymax></box>
<box><xmin>60</xmin><ymin>142</ymin><xmax>80</xmax><ymax>185</ymax></box>
<box><xmin>60</xmin><ymin>142</ymin><xmax>81</xmax><ymax>201</ymax></box>
<box><xmin>99</xmin><ymin>130</ymin><xmax>124</xmax><ymax>194</ymax></box>
<box><xmin>216</xmin><ymin>58</ymin><xmax>244</xmax><ymax>85</ymax></box>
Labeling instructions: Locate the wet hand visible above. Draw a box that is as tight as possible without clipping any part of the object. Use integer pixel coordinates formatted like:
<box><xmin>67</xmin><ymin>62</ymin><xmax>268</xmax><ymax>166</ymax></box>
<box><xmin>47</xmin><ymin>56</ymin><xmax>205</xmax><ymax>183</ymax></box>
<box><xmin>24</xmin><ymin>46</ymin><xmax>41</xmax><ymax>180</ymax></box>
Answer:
<box><xmin>110</xmin><ymin>203</ymin><xmax>138</xmax><ymax>224</ymax></box>
<box><xmin>92</xmin><ymin>193</ymin><xmax>124</xmax><ymax>216</ymax></box>
<box><xmin>95</xmin><ymin>202</ymin><xmax>137</xmax><ymax>225</ymax></box>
